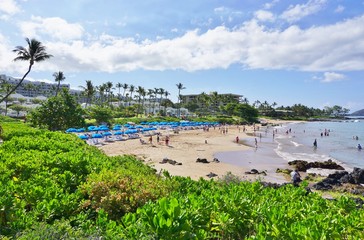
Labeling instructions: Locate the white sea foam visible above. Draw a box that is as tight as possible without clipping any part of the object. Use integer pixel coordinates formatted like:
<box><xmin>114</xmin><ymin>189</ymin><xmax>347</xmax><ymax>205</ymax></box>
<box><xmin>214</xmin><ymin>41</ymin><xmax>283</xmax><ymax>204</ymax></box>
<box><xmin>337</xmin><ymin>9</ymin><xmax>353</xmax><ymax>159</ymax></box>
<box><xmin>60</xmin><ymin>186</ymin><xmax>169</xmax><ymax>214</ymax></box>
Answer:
<box><xmin>290</xmin><ymin>141</ymin><xmax>302</xmax><ymax>147</ymax></box>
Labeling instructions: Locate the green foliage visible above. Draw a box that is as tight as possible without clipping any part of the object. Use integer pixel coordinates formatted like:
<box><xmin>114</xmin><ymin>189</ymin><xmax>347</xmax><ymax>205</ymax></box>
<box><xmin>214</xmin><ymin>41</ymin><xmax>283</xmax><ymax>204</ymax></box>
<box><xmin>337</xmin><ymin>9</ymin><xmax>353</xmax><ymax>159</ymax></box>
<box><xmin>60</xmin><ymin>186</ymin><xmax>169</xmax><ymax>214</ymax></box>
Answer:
<box><xmin>88</xmin><ymin>105</ymin><xmax>113</xmax><ymax>125</ymax></box>
<box><xmin>222</xmin><ymin>103</ymin><xmax>258</xmax><ymax>123</ymax></box>
<box><xmin>29</xmin><ymin>89</ymin><xmax>85</xmax><ymax>130</ymax></box>
<box><xmin>121</xmin><ymin>178</ymin><xmax>364</xmax><ymax>239</ymax></box>
<box><xmin>0</xmin><ymin>122</ymin><xmax>169</xmax><ymax>237</ymax></box>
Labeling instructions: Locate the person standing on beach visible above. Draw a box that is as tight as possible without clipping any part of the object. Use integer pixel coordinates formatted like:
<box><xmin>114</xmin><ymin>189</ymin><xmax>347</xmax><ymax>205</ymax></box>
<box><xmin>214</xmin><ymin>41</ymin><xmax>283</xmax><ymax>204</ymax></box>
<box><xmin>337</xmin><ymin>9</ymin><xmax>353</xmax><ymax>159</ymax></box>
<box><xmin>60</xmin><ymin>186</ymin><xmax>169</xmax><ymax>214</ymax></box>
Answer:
<box><xmin>236</xmin><ymin>136</ymin><xmax>239</xmax><ymax>143</ymax></box>
<box><xmin>254</xmin><ymin>138</ymin><xmax>258</xmax><ymax>148</ymax></box>
<box><xmin>165</xmin><ymin>135</ymin><xmax>169</xmax><ymax>146</ymax></box>
<box><xmin>290</xmin><ymin>169</ymin><xmax>301</xmax><ymax>186</ymax></box>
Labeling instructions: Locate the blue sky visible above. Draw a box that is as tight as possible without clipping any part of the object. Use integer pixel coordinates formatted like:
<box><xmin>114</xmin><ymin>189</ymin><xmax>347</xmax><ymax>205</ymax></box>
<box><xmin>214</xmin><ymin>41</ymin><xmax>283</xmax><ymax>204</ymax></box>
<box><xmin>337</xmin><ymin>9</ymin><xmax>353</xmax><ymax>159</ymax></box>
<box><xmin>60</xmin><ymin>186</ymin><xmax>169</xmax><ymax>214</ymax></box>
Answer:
<box><xmin>1</xmin><ymin>0</ymin><xmax>364</xmax><ymax>112</ymax></box>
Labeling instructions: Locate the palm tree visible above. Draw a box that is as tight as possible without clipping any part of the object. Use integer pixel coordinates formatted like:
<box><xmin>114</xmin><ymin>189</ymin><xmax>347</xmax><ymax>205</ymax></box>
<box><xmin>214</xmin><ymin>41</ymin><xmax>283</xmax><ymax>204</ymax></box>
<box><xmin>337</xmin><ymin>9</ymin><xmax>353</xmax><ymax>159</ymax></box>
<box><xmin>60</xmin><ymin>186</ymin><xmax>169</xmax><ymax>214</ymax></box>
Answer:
<box><xmin>158</xmin><ymin>88</ymin><xmax>165</xmax><ymax>113</ymax></box>
<box><xmin>253</xmin><ymin>100</ymin><xmax>261</xmax><ymax>109</ymax></box>
<box><xmin>79</xmin><ymin>80</ymin><xmax>95</xmax><ymax>107</ymax></box>
<box><xmin>163</xmin><ymin>90</ymin><xmax>170</xmax><ymax>114</ymax></box>
<box><xmin>115</xmin><ymin>82</ymin><xmax>122</xmax><ymax>106</ymax></box>
<box><xmin>128</xmin><ymin>85</ymin><xmax>135</xmax><ymax>107</ymax></box>
<box><xmin>96</xmin><ymin>84</ymin><xmax>106</xmax><ymax>105</ymax></box>
<box><xmin>53</xmin><ymin>71</ymin><xmax>65</xmax><ymax>96</ymax></box>
<box><xmin>242</xmin><ymin>97</ymin><xmax>249</xmax><ymax>104</ymax></box>
<box><xmin>105</xmin><ymin>81</ymin><xmax>113</xmax><ymax>105</ymax></box>
<box><xmin>0</xmin><ymin>38</ymin><xmax>53</xmax><ymax>104</ymax></box>
<box><xmin>176</xmin><ymin>83</ymin><xmax>186</xmax><ymax>118</ymax></box>
<box><xmin>153</xmin><ymin>88</ymin><xmax>159</xmax><ymax>115</ymax></box>
<box><xmin>198</xmin><ymin>92</ymin><xmax>211</xmax><ymax>116</ymax></box>
<box><xmin>210</xmin><ymin>91</ymin><xmax>220</xmax><ymax>114</ymax></box>
<box><xmin>135</xmin><ymin>86</ymin><xmax>145</xmax><ymax>116</ymax></box>
<box><xmin>122</xmin><ymin>83</ymin><xmax>129</xmax><ymax>106</ymax></box>
<box><xmin>147</xmin><ymin>89</ymin><xmax>154</xmax><ymax>115</ymax></box>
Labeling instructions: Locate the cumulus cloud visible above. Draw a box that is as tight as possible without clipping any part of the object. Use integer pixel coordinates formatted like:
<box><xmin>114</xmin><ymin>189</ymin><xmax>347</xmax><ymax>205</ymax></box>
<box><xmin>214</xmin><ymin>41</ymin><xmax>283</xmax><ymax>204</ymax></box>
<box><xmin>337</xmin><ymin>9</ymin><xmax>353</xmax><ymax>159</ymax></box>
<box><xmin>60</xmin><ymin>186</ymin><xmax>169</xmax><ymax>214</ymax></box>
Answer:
<box><xmin>280</xmin><ymin>0</ymin><xmax>327</xmax><ymax>23</ymax></box>
<box><xmin>321</xmin><ymin>72</ymin><xmax>346</xmax><ymax>83</ymax></box>
<box><xmin>254</xmin><ymin>10</ymin><xmax>275</xmax><ymax>22</ymax></box>
<box><xmin>3</xmin><ymin>13</ymin><xmax>364</xmax><ymax>74</ymax></box>
<box><xmin>19</xmin><ymin>16</ymin><xmax>84</xmax><ymax>41</ymax></box>
<box><xmin>0</xmin><ymin>0</ymin><xmax>20</xmax><ymax>20</ymax></box>
<box><xmin>0</xmin><ymin>0</ymin><xmax>20</xmax><ymax>15</ymax></box>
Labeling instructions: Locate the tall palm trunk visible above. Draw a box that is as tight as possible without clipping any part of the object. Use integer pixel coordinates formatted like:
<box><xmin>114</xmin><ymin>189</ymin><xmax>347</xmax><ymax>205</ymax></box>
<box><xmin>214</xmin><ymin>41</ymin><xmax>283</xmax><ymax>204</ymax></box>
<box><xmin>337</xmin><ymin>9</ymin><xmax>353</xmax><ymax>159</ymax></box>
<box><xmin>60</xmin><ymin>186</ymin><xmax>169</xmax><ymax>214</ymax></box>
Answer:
<box><xmin>0</xmin><ymin>64</ymin><xmax>32</xmax><ymax>103</ymax></box>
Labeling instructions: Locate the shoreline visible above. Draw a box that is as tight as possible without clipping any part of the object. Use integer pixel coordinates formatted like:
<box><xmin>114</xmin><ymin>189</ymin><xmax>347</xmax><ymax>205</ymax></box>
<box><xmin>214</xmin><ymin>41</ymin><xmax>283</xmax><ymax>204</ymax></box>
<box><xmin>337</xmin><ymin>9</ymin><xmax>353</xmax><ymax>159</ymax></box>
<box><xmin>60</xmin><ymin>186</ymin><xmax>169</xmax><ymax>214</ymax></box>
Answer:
<box><xmin>99</xmin><ymin>120</ymin><xmax>299</xmax><ymax>183</ymax></box>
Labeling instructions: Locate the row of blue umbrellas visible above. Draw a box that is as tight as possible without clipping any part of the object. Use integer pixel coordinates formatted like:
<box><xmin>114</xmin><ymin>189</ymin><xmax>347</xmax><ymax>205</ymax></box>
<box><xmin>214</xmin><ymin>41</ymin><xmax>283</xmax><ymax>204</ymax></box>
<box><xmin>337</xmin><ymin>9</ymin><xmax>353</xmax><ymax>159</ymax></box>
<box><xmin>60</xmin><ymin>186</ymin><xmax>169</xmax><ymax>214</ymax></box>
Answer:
<box><xmin>69</xmin><ymin>121</ymin><xmax>219</xmax><ymax>138</ymax></box>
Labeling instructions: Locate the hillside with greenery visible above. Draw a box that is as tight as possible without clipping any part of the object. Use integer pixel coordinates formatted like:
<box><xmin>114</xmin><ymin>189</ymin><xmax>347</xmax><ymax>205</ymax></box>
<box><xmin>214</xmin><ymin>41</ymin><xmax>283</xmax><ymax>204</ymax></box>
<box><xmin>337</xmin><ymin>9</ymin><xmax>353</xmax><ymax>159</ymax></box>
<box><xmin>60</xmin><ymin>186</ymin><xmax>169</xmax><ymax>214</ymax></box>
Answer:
<box><xmin>0</xmin><ymin>120</ymin><xmax>363</xmax><ymax>239</ymax></box>
<box><xmin>351</xmin><ymin>109</ymin><xmax>364</xmax><ymax>116</ymax></box>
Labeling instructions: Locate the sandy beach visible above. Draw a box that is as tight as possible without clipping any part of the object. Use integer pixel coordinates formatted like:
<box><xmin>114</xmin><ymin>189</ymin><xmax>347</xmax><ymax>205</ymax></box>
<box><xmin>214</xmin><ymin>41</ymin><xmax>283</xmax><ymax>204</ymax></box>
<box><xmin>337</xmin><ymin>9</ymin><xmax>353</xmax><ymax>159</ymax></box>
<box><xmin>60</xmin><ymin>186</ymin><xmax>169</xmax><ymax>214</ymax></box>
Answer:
<box><xmin>99</xmin><ymin>120</ymin><xmax>296</xmax><ymax>183</ymax></box>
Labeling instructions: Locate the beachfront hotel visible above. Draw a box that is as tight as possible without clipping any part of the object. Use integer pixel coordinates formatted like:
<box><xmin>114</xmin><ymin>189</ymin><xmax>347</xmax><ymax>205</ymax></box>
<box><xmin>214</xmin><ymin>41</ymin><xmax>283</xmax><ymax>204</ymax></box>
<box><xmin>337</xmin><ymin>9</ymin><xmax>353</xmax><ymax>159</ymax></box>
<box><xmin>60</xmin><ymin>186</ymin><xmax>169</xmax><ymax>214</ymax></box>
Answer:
<box><xmin>0</xmin><ymin>74</ymin><xmax>70</xmax><ymax>98</ymax></box>
<box><xmin>180</xmin><ymin>93</ymin><xmax>243</xmax><ymax>107</ymax></box>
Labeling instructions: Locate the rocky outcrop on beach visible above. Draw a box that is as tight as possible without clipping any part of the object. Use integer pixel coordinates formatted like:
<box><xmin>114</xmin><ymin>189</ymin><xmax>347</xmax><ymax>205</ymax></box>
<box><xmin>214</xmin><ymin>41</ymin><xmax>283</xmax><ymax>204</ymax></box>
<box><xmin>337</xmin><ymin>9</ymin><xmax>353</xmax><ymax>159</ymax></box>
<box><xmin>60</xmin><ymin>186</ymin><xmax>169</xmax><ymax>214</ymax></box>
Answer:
<box><xmin>312</xmin><ymin>168</ymin><xmax>364</xmax><ymax>193</ymax></box>
<box><xmin>288</xmin><ymin>159</ymin><xmax>345</xmax><ymax>172</ymax></box>
<box><xmin>196</xmin><ymin>158</ymin><xmax>220</xmax><ymax>164</ymax></box>
<box><xmin>206</xmin><ymin>172</ymin><xmax>218</xmax><ymax>178</ymax></box>
<box><xmin>196</xmin><ymin>158</ymin><xmax>209</xmax><ymax>163</ymax></box>
<box><xmin>159</xmin><ymin>158</ymin><xmax>182</xmax><ymax>165</ymax></box>
<box><xmin>244</xmin><ymin>169</ymin><xmax>267</xmax><ymax>175</ymax></box>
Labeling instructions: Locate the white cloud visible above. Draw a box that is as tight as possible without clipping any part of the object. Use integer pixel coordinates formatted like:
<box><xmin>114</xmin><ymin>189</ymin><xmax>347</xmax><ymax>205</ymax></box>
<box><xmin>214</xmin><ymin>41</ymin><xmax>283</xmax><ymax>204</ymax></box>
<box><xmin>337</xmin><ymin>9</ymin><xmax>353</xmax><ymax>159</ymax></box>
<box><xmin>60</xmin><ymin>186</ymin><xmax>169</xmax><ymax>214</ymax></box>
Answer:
<box><xmin>3</xmin><ymin>14</ymin><xmax>364</xmax><ymax>74</ymax></box>
<box><xmin>254</xmin><ymin>10</ymin><xmax>275</xmax><ymax>22</ymax></box>
<box><xmin>334</xmin><ymin>5</ymin><xmax>345</xmax><ymax>13</ymax></box>
<box><xmin>0</xmin><ymin>0</ymin><xmax>20</xmax><ymax>15</ymax></box>
<box><xmin>280</xmin><ymin>0</ymin><xmax>327</xmax><ymax>23</ymax></box>
<box><xmin>321</xmin><ymin>72</ymin><xmax>346</xmax><ymax>83</ymax></box>
<box><xmin>264</xmin><ymin>0</ymin><xmax>280</xmax><ymax>10</ymax></box>
<box><xmin>19</xmin><ymin>16</ymin><xmax>84</xmax><ymax>41</ymax></box>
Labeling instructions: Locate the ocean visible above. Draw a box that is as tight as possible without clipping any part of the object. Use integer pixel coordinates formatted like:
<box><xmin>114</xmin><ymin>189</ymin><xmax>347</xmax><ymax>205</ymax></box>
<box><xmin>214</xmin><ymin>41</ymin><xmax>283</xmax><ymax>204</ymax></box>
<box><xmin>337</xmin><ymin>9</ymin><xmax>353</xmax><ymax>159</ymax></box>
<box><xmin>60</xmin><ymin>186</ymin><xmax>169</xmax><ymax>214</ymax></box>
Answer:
<box><xmin>215</xmin><ymin>119</ymin><xmax>364</xmax><ymax>173</ymax></box>
<box><xmin>274</xmin><ymin>119</ymin><xmax>364</xmax><ymax>170</ymax></box>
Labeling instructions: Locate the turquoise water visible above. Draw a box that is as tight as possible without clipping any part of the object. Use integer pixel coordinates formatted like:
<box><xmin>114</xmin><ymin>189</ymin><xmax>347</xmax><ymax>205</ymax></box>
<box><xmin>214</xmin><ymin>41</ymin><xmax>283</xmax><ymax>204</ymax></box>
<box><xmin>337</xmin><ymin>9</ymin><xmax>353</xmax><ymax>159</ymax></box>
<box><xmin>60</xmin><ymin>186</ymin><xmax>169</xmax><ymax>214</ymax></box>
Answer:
<box><xmin>215</xmin><ymin>119</ymin><xmax>364</xmax><ymax>172</ymax></box>
<box><xmin>274</xmin><ymin>119</ymin><xmax>364</xmax><ymax>169</ymax></box>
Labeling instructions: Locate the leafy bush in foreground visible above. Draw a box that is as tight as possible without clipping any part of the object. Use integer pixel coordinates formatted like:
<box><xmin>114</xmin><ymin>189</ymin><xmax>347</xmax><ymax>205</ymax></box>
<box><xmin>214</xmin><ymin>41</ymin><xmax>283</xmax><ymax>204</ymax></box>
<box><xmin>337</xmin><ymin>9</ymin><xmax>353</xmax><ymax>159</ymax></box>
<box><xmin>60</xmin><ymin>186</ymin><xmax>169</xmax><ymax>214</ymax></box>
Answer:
<box><xmin>0</xmin><ymin>122</ymin><xmax>171</xmax><ymax>237</ymax></box>
<box><xmin>120</xmin><ymin>179</ymin><xmax>364</xmax><ymax>239</ymax></box>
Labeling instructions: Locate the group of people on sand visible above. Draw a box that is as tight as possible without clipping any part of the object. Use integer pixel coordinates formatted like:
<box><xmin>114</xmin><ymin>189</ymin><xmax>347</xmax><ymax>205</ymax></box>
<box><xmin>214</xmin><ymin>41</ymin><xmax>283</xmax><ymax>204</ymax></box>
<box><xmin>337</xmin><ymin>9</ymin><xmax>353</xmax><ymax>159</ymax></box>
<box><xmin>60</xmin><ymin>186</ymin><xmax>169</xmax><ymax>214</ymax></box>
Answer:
<box><xmin>142</xmin><ymin>134</ymin><xmax>169</xmax><ymax>146</ymax></box>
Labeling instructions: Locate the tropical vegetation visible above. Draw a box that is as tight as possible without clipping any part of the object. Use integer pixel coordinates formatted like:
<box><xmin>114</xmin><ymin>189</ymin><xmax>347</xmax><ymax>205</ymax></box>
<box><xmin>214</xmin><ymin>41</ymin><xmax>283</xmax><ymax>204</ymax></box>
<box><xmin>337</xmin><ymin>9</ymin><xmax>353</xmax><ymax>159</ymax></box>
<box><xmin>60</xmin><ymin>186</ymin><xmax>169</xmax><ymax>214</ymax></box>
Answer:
<box><xmin>0</xmin><ymin>120</ymin><xmax>363</xmax><ymax>239</ymax></box>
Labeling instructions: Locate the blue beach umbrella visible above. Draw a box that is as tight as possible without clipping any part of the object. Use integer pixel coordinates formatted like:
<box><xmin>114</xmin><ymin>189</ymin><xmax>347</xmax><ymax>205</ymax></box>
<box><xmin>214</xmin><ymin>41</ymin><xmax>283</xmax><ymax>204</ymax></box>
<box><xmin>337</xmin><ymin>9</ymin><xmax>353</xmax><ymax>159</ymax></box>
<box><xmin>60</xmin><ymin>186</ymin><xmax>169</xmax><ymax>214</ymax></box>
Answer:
<box><xmin>113</xmin><ymin>126</ymin><xmax>121</xmax><ymax>130</ymax></box>
<box><xmin>92</xmin><ymin>133</ymin><xmax>103</xmax><ymax>138</ymax></box>
<box><xmin>76</xmin><ymin>128</ymin><xmax>85</xmax><ymax>132</ymax></box>
<box><xmin>66</xmin><ymin>128</ymin><xmax>78</xmax><ymax>133</ymax></box>
<box><xmin>88</xmin><ymin>126</ymin><xmax>97</xmax><ymax>131</ymax></box>
<box><xmin>102</xmin><ymin>132</ymin><xmax>112</xmax><ymax>136</ymax></box>
<box><xmin>99</xmin><ymin>126</ymin><xmax>109</xmax><ymax>131</ymax></box>
<box><xmin>78</xmin><ymin>134</ymin><xmax>89</xmax><ymax>140</ymax></box>
<box><xmin>113</xmin><ymin>131</ymin><xmax>124</xmax><ymax>135</ymax></box>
